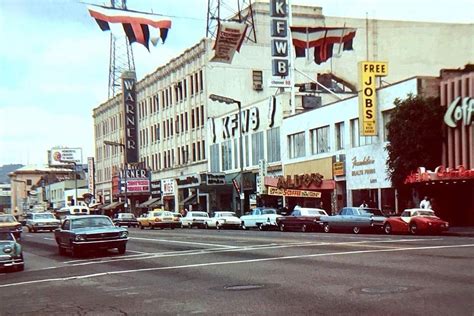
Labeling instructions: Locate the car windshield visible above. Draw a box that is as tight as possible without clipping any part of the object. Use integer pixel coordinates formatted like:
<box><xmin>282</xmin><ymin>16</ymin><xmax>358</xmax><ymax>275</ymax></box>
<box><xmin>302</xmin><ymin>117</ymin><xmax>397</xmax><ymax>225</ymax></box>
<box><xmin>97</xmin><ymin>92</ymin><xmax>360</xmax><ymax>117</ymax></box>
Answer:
<box><xmin>72</xmin><ymin>217</ymin><xmax>113</xmax><ymax>229</ymax></box>
<box><xmin>0</xmin><ymin>232</ymin><xmax>14</xmax><ymax>241</ymax></box>
<box><xmin>0</xmin><ymin>215</ymin><xmax>16</xmax><ymax>223</ymax></box>
<box><xmin>34</xmin><ymin>213</ymin><xmax>55</xmax><ymax>219</ymax></box>
<box><xmin>414</xmin><ymin>210</ymin><xmax>436</xmax><ymax>216</ymax></box>
<box><xmin>261</xmin><ymin>209</ymin><xmax>276</xmax><ymax>215</ymax></box>
<box><xmin>359</xmin><ymin>208</ymin><xmax>385</xmax><ymax>216</ymax></box>
<box><xmin>192</xmin><ymin>213</ymin><xmax>209</xmax><ymax>217</ymax></box>
<box><xmin>306</xmin><ymin>210</ymin><xmax>326</xmax><ymax>216</ymax></box>
<box><xmin>216</xmin><ymin>212</ymin><xmax>234</xmax><ymax>217</ymax></box>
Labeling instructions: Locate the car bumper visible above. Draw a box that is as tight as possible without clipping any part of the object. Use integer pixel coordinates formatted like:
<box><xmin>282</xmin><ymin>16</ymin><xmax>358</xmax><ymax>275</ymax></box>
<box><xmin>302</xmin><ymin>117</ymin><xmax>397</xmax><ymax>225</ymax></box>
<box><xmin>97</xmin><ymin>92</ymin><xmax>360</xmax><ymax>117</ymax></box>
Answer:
<box><xmin>151</xmin><ymin>221</ymin><xmax>180</xmax><ymax>228</ymax></box>
<box><xmin>31</xmin><ymin>224</ymin><xmax>60</xmax><ymax>230</ymax></box>
<box><xmin>0</xmin><ymin>255</ymin><xmax>24</xmax><ymax>268</ymax></box>
<box><xmin>72</xmin><ymin>238</ymin><xmax>128</xmax><ymax>250</ymax></box>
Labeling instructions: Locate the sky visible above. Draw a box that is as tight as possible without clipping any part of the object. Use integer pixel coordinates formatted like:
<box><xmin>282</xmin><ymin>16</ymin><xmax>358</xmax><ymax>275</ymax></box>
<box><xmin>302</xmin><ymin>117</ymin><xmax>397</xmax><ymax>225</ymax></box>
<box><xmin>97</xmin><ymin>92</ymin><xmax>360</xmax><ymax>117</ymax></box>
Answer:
<box><xmin>0</xmin><ymin>0</ymin><xmax>472</xmax><ymax>167</ymax></box>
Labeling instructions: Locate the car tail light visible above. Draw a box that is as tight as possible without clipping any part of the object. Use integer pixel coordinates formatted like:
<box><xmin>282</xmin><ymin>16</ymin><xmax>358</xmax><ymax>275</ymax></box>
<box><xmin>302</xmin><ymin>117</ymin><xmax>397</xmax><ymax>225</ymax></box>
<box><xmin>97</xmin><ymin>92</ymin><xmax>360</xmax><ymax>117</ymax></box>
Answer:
<box><xmin>155</xmin><ymin>218</ymin><xmax>161</xmax><ymax>222</ymax></box>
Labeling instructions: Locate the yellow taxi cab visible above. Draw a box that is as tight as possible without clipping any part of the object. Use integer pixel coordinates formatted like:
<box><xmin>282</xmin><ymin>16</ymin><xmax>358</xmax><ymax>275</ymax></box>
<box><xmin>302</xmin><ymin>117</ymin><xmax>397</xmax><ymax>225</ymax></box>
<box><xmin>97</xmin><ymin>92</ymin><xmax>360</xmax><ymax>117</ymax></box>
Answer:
<box><xmin>0</xmin><ymin>213</ymin><xmax>23</xmax><ymax>240</ymax></box>
<box><xmin>138</xmin><ymin>210</ymin><xmax>180</xmax><ymax>229</ymax></box>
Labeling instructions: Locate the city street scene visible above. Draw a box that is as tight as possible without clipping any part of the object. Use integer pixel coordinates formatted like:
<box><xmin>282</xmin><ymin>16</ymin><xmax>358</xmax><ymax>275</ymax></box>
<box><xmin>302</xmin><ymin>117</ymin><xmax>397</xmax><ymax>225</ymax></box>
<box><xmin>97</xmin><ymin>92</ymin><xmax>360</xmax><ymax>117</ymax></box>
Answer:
<box><xmin>0</xmin><ymin>0</ymin><xmax>473</xmax><ymax>315</ymax></box>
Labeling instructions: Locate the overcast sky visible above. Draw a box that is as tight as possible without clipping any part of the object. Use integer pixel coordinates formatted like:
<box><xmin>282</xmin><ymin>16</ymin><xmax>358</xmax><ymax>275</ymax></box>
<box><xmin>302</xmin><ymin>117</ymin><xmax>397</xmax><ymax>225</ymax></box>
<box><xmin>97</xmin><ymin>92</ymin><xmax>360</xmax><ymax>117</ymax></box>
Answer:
<box><xmin>0</xmin><ymin>0</ymin><xmax>472</xmax><ymax>166</ymax></box>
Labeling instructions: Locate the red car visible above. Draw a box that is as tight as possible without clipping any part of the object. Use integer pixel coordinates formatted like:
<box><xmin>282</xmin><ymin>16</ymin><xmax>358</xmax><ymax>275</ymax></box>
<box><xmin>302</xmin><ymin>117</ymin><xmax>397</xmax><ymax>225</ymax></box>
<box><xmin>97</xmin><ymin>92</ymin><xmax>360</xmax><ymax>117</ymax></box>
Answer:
<box><xmin>383</xmin><ymin>208</ymin><xmax>449</xmax><ymax>235</ymax></box>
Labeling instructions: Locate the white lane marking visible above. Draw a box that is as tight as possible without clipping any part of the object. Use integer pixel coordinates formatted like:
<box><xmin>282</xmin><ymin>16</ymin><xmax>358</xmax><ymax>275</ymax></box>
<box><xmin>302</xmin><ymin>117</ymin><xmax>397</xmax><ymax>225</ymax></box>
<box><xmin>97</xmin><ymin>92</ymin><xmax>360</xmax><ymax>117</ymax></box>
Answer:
<box><xmin>61</xmin><ymin>238</ymin><xmax>443</xmax><ymax>267</ymax></box>
<box><xmin>130</xmin><ymin>236</ymin><xmax>239</xmax><ymax>248</ymax></box>
<box><xmin>126</xmin><ymin>250</ymin><xmax>149</xmax><ymax>254</ymax></box>
<box><xmin>2</xmin><ymin>243</ymin><xmax>473</xmax><ymax>288</ymax></box>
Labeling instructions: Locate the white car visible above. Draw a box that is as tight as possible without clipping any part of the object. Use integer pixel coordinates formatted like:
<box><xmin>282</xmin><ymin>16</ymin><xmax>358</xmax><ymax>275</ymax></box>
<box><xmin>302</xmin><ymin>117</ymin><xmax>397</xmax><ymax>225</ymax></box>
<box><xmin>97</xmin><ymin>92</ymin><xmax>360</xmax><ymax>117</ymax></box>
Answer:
<box><xmin>205</xmin><ymin>211</ymin><xmax>242</xmax><ymax>229</ymax></box>
<box><xmin>240</xmin><ymin>207</ymin><xmax>282</xmax><ymax>230</ymax></box>
<box><xmin>181</xmin><ymin>211</ymin><xmax>210</xmax><ymax>228</ymax></box>
<box><xmin>25</xmin><ymin>212</ymin><xmax>60</xmax><ymax>232</ymax></box>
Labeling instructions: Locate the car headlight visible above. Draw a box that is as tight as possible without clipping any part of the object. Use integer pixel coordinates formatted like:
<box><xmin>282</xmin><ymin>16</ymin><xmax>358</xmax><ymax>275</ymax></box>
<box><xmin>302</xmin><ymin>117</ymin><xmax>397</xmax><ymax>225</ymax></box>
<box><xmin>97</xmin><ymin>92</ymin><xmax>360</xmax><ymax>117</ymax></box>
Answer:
<box><xmin>3</xmin><ymin>246</ymin><xmax>13</xmax><ymax>254</ymax></box>
<box><xmin>120</xmin><ymin>231</ymin><xmax>129</xmax><ymax>238</ymax></box>
<box><xmin>75</xmin><ymin>235</ymin><xmax>86</xmax><ymax>241</ymax></box>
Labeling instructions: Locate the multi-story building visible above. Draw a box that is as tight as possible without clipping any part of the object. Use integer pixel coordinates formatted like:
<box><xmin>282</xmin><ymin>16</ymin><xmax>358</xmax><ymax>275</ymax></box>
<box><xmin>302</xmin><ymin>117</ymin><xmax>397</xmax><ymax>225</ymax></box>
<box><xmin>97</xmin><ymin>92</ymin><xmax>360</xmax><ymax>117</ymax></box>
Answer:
<box><xmin>92</xmin><ymin>1</ymin><xmax>473</xmax><ymax>215</ymax></box>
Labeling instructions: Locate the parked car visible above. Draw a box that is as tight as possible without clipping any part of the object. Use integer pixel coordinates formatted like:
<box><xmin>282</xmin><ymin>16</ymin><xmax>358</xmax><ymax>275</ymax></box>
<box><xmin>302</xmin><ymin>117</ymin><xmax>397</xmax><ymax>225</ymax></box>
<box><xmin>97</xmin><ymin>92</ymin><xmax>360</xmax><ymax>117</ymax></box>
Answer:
<box><xmin>206</xmin><ymin>211</ymin><xmax>242</xmax><ymax>229</ymax></box>
<box><xmin>54</xmin><ymin>215</ymin><xmax>129</xmax><ymax>257</ymax></box>
<box><xmin>25</xmin><ymin>212</ymin><xmax>60</xmax><ymax>232</ymax></box>
<box><xmin>137</xmin><ymin>210</ymin><xmax>180</xmax><ymax>229</ymax></box>
<box><xmin>113</xmin><ymin>213</ymin><xmax>139</xmax><ymax>228</ymax></box>
<box><xmin>320</xmin><ymin>207</ymin><xmax>387</xmax><ymax>234</ymax></box>
<box><xmin>0</xmin><ymin>213</ymin><xmax>22</xmax><ymax>240</ymax></box>
<box><xmin>383</xmin><ymin>208</ymin><xmax>449</xmax><ymax>235</ymax></box>
<box><xmin>276</xmin><ymin>207</ymin><xmax>328</xmax><ymax>232</ymax></box>
<box><xmin>181</xmin><ymin>211</ymin><xmax>210</xmax><ymax>228</ymax></box>
<box><xmin>240</xmin><ymin>207</ymin><xmax>282</xmax><ymax>230</ymax></box>
<box><xmin>0</xmin><ymin>231</ymin><xmax>24</xmax><ymax>272</ymax></box>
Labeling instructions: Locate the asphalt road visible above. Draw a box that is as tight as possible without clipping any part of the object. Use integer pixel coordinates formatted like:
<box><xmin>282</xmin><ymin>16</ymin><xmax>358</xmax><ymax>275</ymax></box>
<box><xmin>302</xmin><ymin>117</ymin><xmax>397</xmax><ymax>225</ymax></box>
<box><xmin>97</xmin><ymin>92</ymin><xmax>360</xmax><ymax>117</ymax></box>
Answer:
<box><xmin>1</xmin><ymin>228</ymin><xmax>473</xmax><ymax>315</ymax></box>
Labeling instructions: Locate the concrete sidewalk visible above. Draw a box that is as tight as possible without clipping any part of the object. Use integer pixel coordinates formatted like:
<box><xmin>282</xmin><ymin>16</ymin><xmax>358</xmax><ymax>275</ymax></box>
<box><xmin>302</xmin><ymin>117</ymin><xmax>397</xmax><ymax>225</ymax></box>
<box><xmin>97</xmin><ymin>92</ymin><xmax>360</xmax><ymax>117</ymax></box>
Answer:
<box><xmin>445</xmin><ymin>226</ymin><xmax>474</xmax><ymax>237</ymax></box>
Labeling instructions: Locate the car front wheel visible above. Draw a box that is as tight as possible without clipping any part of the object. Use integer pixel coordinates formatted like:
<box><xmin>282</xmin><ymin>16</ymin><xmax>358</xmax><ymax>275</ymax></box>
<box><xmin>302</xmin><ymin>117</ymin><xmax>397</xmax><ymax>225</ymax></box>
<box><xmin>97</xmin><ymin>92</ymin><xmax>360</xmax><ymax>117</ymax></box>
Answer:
<box><xmin>409</xmin><ymin>223</ymin><xmax>418</xmax><ymax>235</ymax></box>
<box><xmin>323</xmin><ymin>223</ymin><xmax>330</xmax><ymax>233</ymax></box>
<box><xmin>383</xmin><ymin>223</ymin><xmax>392</xmax><ymax>235</ymax></box>
<box><xmin>279</xmin><ymin>224</ymin><xmax>285</xmax><ymax>232</ymax></box>
<box><xmin>301</xmin><ymin>224</ymin><xmax>307</xmax><ymax>233</ymax></box>
<box><xmin>117</xmin><ymin>245</ymin><xmax>126</xmax><ymax>254</ymax></box>
<box><xmin>352</xmin><ymin>226</ymin><xmax>360</xmax><ymax>234</ymax></box>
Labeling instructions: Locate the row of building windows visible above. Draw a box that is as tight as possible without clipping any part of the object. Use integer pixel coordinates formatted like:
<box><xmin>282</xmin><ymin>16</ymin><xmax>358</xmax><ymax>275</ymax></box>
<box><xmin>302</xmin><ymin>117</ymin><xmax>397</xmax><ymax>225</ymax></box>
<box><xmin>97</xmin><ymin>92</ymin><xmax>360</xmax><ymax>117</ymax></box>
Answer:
<box><xmin>288</xmin><ymin>113</ymin><xmax>393</xmax><ymax>159</ymax></box>
<box><xmin>137</xmin><ymin>69</ymin><xmax>204</xmax><ymax>120</ymax></box>
<box><xmin>209</xmin><ymin>127</ymin><xmax>281</xmax><ymax>172</ymax></box>
<box><xmin>95</xmin><ymin>113</ymin><xmax>121</xmax><ymax>138</ymax></box>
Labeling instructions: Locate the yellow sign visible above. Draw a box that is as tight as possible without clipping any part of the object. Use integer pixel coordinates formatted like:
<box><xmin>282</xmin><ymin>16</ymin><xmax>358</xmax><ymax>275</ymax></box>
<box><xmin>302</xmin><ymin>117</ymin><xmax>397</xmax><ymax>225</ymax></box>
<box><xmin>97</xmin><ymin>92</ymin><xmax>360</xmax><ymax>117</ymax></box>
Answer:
<box><xmin>359</xmin><ymin>61</ymin><xmax>388</xmax><ymax>136</ymax></box>
<box><xmin>267</xmin><ymin>187</ymin><xmax>321</xmax><ymax>198</ymax></box>
<box><xmin>333</xmin><ymin>162</ymin><xmax>345</xmax><ymax>176</ymax></box>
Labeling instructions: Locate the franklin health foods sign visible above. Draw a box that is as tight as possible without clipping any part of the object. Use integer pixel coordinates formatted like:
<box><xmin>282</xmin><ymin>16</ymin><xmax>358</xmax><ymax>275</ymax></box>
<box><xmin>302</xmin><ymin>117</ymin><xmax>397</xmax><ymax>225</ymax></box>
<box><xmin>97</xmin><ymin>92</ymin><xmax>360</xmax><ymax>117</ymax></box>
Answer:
<box><xmin>122</xmin><ymin>71</ymin><xmax>138</xmax><ymax>163</ymax></box>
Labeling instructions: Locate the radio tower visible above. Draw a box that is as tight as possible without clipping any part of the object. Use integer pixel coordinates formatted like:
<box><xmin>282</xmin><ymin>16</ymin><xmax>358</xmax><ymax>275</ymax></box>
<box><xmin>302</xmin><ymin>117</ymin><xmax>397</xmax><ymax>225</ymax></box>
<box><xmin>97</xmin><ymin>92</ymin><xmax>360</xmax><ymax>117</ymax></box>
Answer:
<box><xmin>108</xmin><ymin>0</ymin><xmax>136</xmax><ymax>98</ymax></box>
<box><xmin>206</xmin><ymin>0</ymin><xmax>257</xmax><ymax>43</ymax></box>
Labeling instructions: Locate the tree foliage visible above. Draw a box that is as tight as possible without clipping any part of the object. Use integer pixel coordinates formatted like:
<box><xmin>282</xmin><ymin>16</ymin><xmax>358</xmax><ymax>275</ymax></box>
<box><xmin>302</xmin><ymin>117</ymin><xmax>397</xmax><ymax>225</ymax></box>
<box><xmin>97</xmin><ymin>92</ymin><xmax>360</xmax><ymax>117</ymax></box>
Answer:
<box><xmin>386</xmin><ymin>94</ymin><xmax>444</xmax><ymax>189</ymax></box>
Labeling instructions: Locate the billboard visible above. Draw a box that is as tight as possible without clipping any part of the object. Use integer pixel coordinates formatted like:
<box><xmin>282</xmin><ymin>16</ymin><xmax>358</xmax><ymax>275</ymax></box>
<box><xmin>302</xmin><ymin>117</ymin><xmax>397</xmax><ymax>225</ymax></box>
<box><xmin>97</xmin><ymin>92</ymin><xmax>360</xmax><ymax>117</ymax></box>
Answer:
<box><xmin>49</xmin><ymin>148</ymin><xmax>82</xmax><ymax>166</ymax></box>
<box><xmin>358</xmin><ymin>61</ymin><xmax>388</xmax><ymax>136</ymax></box>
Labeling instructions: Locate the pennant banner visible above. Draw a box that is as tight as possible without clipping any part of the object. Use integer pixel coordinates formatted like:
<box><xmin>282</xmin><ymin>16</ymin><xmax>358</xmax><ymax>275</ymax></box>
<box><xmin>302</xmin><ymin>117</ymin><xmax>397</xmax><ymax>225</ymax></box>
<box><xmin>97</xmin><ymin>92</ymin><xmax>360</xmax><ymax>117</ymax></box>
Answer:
<box><xmin>290</xmin><ymin>27</ymin><xmax>356</xmax><ymax>65</ymax></box>
<box><xmin>88</xmin><ymin>5</ymin><xmax>172</xmax><ymax>50</ymax></box>
<box><xmin>211</xmin><ymin>21</ymin><xmax>248</xmax><ymax>64</ymax></box>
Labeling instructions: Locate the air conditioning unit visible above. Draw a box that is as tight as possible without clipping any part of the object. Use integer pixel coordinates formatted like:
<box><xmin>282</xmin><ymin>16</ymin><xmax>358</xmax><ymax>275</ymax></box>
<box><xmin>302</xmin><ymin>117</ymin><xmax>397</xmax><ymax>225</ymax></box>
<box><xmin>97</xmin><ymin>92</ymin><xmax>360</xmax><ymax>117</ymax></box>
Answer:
<box><xmin>253</xmin><ymin>83</ymin><xmax>263</xmax><ymax>91</ymax></box>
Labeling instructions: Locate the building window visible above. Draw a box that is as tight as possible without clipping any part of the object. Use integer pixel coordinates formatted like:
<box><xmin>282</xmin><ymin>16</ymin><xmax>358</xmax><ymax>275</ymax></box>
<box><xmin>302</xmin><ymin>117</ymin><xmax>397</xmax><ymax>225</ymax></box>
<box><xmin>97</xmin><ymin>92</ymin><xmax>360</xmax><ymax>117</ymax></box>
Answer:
<box><xmin>210</xmin><ymin>143</ymin><xmax>219</xmax><ymax>172</ymax></box>
<box><xmin>382</xmin><ymin>110</ymin><xmax>393</xmax><ymax>142</ymax></box>
<box><xmin>244</xmin><ymin>135</ymin><xmax>250</xmax><ymax>167</ymax></box>
<box><xmin>288</xmin><ymin>131</ymin><xmax>305</xmax><ymax>159</ymax></box>
<box><xmin>310</xmin><ymin>125</ymin><xmax>329</xmax><ymax>154</ymax></box>
<box><xmin>221</xmin><ymin>140</ymin><xmax>233</xmax><ymax>171</ymax></box>
<box><xmin>202</xmin><ymin>140</ymin><xmax>206</xmax><ymax>159</ymax></box>
<box><xmin>251</xmin><ymin>131</ymin><xmax>264</xmax><ymax>166</ymax></box>
<box><xmin>335</xmin><ymin>121</ymin><xmax>344</xmax><ymax>150</ymax></box>
<box><xmin>267</xmin><ymin>127</ymin><xmax>280</xmax><ymax>163</ymax></box>
<box><xmin>350</xmin><ymin>118</ymin><xmax>377</xmax><ymax>147</ymax></box>
<box><xmin>252</xmin><ymin>70</ymin><xmax>263</xmax><ymax>91</ymax></box>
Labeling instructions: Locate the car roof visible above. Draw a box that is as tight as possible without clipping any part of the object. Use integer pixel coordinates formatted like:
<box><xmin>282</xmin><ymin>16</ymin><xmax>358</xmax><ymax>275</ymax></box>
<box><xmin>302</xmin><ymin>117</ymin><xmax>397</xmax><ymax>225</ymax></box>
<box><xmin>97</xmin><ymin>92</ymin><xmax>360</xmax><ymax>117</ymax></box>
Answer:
<box><xmin>66</xmin><ymin>215</ymin><xmax>108</xmax><ymax>219</ymax></box>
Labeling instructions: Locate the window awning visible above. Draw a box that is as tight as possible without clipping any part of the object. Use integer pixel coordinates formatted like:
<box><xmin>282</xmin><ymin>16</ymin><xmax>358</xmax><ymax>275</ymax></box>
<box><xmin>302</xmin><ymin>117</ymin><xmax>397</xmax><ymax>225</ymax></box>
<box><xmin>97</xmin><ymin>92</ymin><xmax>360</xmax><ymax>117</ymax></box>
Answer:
<box><xmin>138</xmin><ymin>197</ymin><xmax>163</xmax><ymax>208</ymax></box>
<box><xmin>102</xmin><ymin>201</ymin><xmax>124</xmax><ymax>211</ymax></box>
<box><xmin>179</xmin><ymin>194</ymin><xmax>197</xmax><ymax>205</ymax></box>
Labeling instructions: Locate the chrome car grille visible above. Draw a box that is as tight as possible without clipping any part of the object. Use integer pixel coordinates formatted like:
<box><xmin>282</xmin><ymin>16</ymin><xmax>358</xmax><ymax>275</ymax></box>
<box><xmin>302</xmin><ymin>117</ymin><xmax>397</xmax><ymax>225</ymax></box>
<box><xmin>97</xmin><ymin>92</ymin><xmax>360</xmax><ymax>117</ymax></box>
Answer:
<box><xmin>85</xmin><ymin>232</ymin><xmax>122</xmax><ymax>241</ymax></box>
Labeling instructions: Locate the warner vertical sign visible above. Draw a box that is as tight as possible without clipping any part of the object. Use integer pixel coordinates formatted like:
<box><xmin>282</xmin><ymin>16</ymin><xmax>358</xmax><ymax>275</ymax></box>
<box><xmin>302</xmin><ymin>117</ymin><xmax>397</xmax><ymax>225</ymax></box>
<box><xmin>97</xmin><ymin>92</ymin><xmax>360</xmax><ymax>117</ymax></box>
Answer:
<box><xmin>121</xmin><ymin>71</ymin><xmax>138</xmax><ymax>163</ymax></box>
<box><xmin>269</xmin><ymin>0</ymin><xmax>291</xmax><ymax>88</ymax></box>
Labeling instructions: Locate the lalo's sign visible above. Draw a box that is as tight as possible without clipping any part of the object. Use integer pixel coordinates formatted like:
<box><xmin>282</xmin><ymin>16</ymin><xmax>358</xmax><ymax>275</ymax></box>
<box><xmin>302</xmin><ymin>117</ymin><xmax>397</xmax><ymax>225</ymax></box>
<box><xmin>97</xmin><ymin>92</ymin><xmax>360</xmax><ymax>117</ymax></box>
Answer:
<box><xmin>404</xmin><ymin>165</ymin><xmax>474</xmax><ymax>184</ymax></box>
<box><xmin>444</xmin><ymin>96</ymin><xmax>473</xmax><ymax>128</ymax></box>
<box><xmin>268</xmin><ymin>186</ymin><xmax>321</xmax><ymax>198</ymax></box>
<box><xmin>277</xmin><ymin>173</ymin><xmax>324</xmax><ymax>189</ymax></box>
<box><xmin>122</xmin><ymin>71</ymin><xmax>138</xmax><ymax>163</ymax></box>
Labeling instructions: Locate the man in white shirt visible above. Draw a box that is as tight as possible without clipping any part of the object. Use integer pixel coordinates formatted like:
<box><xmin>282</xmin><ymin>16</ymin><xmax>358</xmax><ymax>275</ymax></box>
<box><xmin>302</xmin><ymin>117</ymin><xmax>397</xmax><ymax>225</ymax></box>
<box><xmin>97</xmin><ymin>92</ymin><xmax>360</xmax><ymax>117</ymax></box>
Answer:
<box><xmin>420</xmin><ymin>196</ymin><xmax>431</xmax><ymax>209</ymax></box>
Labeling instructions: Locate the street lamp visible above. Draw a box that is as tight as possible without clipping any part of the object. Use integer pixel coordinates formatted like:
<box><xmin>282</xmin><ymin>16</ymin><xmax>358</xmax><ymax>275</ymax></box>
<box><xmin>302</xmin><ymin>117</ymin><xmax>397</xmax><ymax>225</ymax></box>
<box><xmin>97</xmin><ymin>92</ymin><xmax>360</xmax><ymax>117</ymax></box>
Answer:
<box><xmin>59</xmin><ymin>160</ymin><xmax>78</xmax><ymax>206</ymax></box>
<box><xmin>209</xmin><ymin>94</ymin><xmax>244</xmax><ymax>216</ymax></box>
<box><xmin>103</xmin><ymin>140</ymin><xmax>128</xmax><ymax>213</ymax></box>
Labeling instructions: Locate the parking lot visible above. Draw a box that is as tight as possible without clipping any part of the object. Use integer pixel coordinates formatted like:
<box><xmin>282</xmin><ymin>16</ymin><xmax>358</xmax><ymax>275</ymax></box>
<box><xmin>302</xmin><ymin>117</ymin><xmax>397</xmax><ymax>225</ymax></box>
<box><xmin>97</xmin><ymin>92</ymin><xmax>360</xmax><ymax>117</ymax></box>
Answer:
<box><xmin>1</xmin><ymin>228</ymin><xmax>473</xmax><ymax>315</ymax></box>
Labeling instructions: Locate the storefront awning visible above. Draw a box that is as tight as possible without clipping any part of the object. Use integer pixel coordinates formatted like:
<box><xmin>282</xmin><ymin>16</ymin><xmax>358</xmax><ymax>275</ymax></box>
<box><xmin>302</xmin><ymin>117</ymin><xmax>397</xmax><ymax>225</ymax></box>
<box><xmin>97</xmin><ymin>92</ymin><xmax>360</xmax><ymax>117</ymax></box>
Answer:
<box><xmin>179</xmin><ymin>194</ymin><xmax>197</xmax><ymax>205</ymax></box>
<box><xmin>102</xmin><ymin>201</ymin><xmax>124</xmax><ymax>211</ymax></box>
<box><xmin>138</xmin><ymin>197</ymin><xmax>163</xmax><ymax>208</ymax></box>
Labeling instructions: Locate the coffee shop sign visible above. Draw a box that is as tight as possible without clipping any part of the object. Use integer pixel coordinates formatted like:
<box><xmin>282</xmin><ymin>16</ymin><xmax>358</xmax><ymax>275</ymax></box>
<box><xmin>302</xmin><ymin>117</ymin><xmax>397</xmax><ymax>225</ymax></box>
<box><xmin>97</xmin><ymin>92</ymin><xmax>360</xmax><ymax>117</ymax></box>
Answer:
<box><xmin>444</xmin><ymin>96</ymin><xmax>473</xmax><ymax>128</ymax></box>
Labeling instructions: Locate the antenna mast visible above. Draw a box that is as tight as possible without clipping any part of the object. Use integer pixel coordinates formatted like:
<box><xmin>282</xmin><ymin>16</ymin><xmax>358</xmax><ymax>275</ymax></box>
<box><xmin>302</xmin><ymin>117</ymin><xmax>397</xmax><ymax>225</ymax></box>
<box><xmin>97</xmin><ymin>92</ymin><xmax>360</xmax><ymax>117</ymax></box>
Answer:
<box><xmin>206</xmin><ymin>0</ymin><xmax>257</xmax><ymax>43</ymax></box>
<box><xmin>108</xmin><ymin>0</ymin><xmax>136</xmax><ymax>98</ymax></box>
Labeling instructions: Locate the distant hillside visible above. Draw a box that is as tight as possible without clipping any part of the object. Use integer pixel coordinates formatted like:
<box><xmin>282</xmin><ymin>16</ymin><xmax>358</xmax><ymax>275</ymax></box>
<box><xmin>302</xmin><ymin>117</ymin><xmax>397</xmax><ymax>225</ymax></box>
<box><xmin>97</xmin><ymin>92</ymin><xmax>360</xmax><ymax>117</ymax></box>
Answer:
<box><xmin>0</xmin><ymin>164</ymin><xmax>24</xmax><ymax>183</ymax></box>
